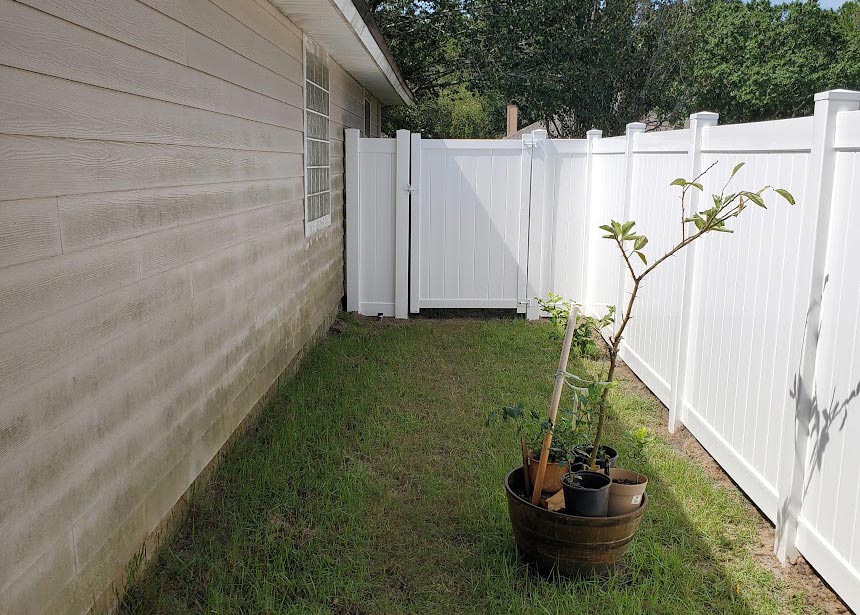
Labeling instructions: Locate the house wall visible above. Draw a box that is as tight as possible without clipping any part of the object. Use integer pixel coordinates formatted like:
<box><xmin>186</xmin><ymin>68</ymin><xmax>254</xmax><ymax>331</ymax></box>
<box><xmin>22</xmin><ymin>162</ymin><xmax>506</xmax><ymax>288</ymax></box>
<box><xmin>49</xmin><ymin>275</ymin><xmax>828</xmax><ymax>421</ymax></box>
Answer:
<box><xmin>0</xmin><ymin>0</ymin><xmax>381</xmax><ymax>612</ymax></box>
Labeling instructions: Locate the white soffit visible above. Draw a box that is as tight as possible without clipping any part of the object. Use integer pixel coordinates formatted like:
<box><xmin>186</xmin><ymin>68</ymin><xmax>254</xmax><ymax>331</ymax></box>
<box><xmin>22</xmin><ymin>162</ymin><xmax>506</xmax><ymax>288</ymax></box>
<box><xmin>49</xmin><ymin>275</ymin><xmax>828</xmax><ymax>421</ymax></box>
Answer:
<box><xmin>268</xmin><ymin>0</ymin><xmax>413</xmax><ymax>105</ymax></box>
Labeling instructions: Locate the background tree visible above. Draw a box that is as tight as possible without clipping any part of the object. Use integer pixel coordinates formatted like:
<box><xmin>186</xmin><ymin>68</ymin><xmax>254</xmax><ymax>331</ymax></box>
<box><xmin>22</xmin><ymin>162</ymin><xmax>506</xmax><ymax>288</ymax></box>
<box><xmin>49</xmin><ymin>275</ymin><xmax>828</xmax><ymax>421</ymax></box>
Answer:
<box><xmin>683</xmin><ymin>0</ymin><xmax>860</xmax><ymax>123</ymax></box>
<box><xmin>466</xmin><ymin>0</ymin><xmax>692</xmax><ymax>137</ymax></box>
<box><xmin>370</xmin><ymin>0</ymin><xmax>860</xmax><ymax>138</ymax></box>
<box><xmin>368</xmin><ymin>0</ymin><xmax>507</xmax><ymax>137</ymax></box>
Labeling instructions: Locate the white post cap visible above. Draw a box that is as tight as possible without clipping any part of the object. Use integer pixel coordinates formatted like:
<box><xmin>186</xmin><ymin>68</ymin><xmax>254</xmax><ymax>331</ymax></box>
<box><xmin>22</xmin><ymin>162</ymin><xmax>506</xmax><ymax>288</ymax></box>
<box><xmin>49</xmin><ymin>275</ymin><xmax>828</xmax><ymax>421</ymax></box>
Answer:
<box><xmin>689</xmin><ymin>111</ymin><xmax>719</xmax><ymax>121</ymax></box>
<box><xmin>814</xmin><ymin>89</ymin><xmax>860</xmax><ymax>102</ymax></box>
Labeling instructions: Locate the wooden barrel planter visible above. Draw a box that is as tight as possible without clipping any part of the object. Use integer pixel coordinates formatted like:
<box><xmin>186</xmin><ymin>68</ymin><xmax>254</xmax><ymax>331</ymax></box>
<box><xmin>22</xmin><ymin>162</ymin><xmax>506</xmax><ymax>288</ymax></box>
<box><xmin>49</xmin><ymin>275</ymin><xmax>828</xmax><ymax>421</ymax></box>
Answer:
<box><xmin>504</xmin><ymin>467</ymin><xmax>648</xmax><ymax>576</ymax></box>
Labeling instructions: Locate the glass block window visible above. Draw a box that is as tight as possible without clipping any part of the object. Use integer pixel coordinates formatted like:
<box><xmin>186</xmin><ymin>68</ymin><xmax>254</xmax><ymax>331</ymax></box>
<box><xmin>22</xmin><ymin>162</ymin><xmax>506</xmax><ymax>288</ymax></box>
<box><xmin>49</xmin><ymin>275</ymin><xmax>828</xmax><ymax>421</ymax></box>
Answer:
<box><xmin>304</xmin><ymin>36</ymin><xmax>330</xmax><ymax>236</ymax></box>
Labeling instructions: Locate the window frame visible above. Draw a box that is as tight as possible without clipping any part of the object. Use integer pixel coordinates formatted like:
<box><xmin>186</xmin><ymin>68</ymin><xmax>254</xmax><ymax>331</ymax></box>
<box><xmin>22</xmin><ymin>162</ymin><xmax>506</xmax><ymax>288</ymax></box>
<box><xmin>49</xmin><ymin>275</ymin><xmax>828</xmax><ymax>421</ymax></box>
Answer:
<box><xmin>303</xmin><ymin>35</ymin><xmax>331</xmax><ymax>237</ymax></box>
<box><xmin>363</xmin><ymin>94</ymin><xmax>372</xmax><ymax>137</ymax></box>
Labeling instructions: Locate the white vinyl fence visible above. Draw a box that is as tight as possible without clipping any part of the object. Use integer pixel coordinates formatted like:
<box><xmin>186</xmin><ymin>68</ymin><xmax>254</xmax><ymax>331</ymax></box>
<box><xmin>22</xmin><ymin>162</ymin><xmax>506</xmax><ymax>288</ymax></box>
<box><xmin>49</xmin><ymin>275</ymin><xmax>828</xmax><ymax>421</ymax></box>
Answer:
<box><xmin>345</xmin><ymin>90</ymin><xmax>860</xmax><ymax>611</ymax></box>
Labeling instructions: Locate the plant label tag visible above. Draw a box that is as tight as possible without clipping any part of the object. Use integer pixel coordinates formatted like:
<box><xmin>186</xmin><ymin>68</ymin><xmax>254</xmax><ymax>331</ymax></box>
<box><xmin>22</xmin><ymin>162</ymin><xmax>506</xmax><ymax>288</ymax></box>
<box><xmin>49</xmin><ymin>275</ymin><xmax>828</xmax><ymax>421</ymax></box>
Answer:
<box><xmin>631</xmin><ymin>495</ymin><xmax>642</xmax><ymax>505</ymax></box>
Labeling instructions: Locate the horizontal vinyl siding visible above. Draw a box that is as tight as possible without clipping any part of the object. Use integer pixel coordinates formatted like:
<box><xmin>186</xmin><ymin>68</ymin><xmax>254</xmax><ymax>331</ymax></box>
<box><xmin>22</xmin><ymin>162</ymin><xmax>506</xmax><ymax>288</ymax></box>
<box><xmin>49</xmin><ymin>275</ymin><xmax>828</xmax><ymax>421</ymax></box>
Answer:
<box><xmin>0</xmin><ymin>0</ymin><xmax>374</xmax><ymax>612</ymax></box>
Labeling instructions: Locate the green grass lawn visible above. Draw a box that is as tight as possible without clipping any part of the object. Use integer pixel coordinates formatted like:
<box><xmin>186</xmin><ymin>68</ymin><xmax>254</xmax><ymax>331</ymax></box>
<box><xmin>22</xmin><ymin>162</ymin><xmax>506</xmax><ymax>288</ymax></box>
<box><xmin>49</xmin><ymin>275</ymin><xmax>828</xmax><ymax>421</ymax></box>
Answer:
<box><xmin>120</xmin><ymin>315</ymin><xmax>822</xmax><ymax>615</ymax></box>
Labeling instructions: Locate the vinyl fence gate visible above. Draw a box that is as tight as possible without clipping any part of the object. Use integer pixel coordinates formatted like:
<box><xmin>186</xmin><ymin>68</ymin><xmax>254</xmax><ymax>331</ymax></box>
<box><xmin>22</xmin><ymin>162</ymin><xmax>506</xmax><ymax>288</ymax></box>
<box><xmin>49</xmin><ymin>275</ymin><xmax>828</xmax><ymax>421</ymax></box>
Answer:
<box><xmin>345</xmin><ymin>128</ymin><xmax>585</xmax><ymax>320</ymax></box>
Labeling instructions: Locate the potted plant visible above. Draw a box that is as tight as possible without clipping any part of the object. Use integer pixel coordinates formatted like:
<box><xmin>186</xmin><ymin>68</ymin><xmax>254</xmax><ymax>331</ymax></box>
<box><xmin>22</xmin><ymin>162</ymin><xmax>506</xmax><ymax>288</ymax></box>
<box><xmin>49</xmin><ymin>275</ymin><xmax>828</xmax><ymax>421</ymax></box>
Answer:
<box><xmin>606</xmin><ymin>428</ymin><xmax>654</xmax><ymax>516</ymax></box>
<box><xmin>504</xmin><ymin>162</ymin><xmax>794</xmax><ymax>576</ymax></box>
<box><xmin>561</xmin><ymin>468</ymin><xmax>612</xmax><ymax>517</ymax></box>
<box><xmin>491</xmin><ymin>403</ymin><xmax>588</xmax><ymax>494</ymax></box>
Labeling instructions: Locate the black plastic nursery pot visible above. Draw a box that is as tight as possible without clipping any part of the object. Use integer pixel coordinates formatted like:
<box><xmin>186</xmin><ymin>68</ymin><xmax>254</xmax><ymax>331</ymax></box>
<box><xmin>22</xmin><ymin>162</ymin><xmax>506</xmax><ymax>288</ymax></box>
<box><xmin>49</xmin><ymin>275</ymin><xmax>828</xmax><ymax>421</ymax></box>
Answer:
<box><xmin>561</xmin><ymin>470</ymin><xmax>612</xmax><ymax>517</ymax></box>
<box><xmin>505</xmin><ymin>468</ymin><xmax>648</xmax><ymax>577</ymax></box>
<box><xmin>574</xmin><ymin>444</ymin><xmax>619</xmax><ymax>468</ymax></box>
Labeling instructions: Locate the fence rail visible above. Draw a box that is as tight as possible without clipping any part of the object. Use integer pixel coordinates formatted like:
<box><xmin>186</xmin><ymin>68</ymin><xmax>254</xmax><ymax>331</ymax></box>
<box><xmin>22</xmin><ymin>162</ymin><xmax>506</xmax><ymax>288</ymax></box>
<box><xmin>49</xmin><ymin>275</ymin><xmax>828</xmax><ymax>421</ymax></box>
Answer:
<box><xmin>345</xmin><ymin>90</ymin><xmax>860</xmax><ymax>612</ymax></box>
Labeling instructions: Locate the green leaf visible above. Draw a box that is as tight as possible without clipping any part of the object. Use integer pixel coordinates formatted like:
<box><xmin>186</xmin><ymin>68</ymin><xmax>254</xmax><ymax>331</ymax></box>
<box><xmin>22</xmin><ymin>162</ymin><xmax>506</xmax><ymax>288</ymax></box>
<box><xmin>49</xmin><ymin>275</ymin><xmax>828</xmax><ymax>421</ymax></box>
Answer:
<box><xmin>742</xmin><ymin>191</ymin><xmax>766</xmax><ymax>208</ymax></box>
<box><xmin>634</xmin><ymin>236</ymin><xmax>648</xmax><ymax>250</ymax></box>
<box><xmin>774</xmin><ymin>188</ymin><xmax>795</xmax><ymax>205</ymax></box>
<box><xmin>621</xmin><ymin>221</ymin><xmax>635</xmax><ymax>236</ymax></box>
<box><xmin>670</xmin><ymin>178</ymin><xmax>687</xmax><ymax>187</ymax></box>
<box><xmin>601</xmin><ymin>233</ymin><xmax>615</xmax><ymax>239</ymax></box>
<box><xmin>689</xmin><ymin>182</ymin><xmax>703</xmax><ymax>191</ymax></box>
<box><xmin>635</xmin><ymin>251</ymin><xmax>647</xmax><ymax>265</ymax></box>
<box><xmin>729</xmin><ymin>162</ymin><xmax>745</xmax><ymax>179</ymax></box>
<box><xmin>599</xmin><ymin>224</ymin><xmax>614</xmax><ymax>233</ymax></box>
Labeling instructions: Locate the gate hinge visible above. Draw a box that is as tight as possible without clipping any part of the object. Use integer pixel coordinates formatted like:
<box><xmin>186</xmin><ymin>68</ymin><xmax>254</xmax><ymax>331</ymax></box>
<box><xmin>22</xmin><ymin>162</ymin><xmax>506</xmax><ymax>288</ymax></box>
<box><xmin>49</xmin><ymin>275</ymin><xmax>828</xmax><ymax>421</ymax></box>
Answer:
<box><xmin>404</xmin><ymin>184</ymin><xmax>417</xmax><ymax>194</ymax></box>
<box><xmin>517</xmin><ymin>299</ymin><xmax>531</xmax><ymax>306</ymax></box>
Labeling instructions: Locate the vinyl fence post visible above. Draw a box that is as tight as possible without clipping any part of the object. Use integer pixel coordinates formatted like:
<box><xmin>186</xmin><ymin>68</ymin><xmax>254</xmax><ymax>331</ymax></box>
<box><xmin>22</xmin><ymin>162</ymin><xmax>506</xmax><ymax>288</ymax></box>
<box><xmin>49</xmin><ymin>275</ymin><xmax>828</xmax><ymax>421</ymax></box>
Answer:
<box><xmin>526</xmin><ymin>129</ymin><xmax>548</xmax><ymax>320</ymax></box>
<box><xmin>581</xmin><ymin>129</ymin><xmax>602</xmax><ymax>314</ymax></box>
<box><xmin>409</xmin><ymin>132</ymin><xmax>422</xmax><ymax>314</ymax></box>
<box><xmin>394</xmin><ymin>129</ymin><xmax>411</xmax><ymax>319</ymax></box>
<box><xmin>345</xmin><ymin>128</ymin><xmax>361</xmax><ymax>313</ymax></box>
<box><xmin>667</xmin><ymin>112</ymin><xmax>718</xmax><ymax>434</ymax></box>
<box><xmin>774</xmin><ymin>89</ymin><xmax>860</xmax><ymax>562</ymax></box>
<box><xmin>614</xmin><ymin>122</ymin><xmax>646</xmax><ymax>335</ymax></box>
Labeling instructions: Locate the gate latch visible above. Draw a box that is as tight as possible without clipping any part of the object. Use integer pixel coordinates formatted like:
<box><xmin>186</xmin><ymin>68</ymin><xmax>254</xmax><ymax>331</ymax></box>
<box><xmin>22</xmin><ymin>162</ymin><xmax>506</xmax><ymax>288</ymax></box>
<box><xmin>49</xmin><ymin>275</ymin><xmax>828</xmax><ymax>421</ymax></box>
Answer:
<box><xmin>404</xmin><ymin>184</ymin><xmax>417</xmax><ymax>194</ymax></box>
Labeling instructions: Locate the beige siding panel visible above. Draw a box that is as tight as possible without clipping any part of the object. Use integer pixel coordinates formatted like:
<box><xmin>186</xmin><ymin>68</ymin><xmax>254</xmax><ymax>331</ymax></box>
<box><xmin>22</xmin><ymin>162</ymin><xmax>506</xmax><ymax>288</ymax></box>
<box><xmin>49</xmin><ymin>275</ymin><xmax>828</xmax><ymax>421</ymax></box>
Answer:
<box><xmin>330</xmin><ymin>86</ymin><xmax>364</xmax><ymax>119</ymax></box>
<box><xmin>329</xmin><ymin>61</ymin><xmax>365</xmax><ymax>107</ymax></box>
<box><xmin>191</xmin><ymin>212</ymin><xmax>303</xmax><ymax>294</ymax></box>
<box><xmin>72</xmin><ymin>266</ymin><xmax>301</xmax><ymax>562</ymax></box>
<box><xmin>211</xmin><ymin>0</ymin><xmax>302</xmax><ymax>59</ymax></box>
<box><xmin>0</xmin><ymin>197</ymin><xmax>62</xmax><ymax>270</ymax></box>
<box><xmin>0</xmin><ymin>266</ymin><xmax>192</xmax><ymax>398</ymax></box>
<box><xmin>139</xmin><ymin>0</ymin><xmax>301</xmax><ymax>83</ymax></box>
<box><xmin>0</xmin><ymin>244</ymin><xmax>139</xmax><ymax>335</ymax></box>
<box><xmin>331</xmin><ymin>105</ymin><xmax>363</xmax><ymax>132</ymax></box>
<box><xmin>0</xmin><ymin>0</ymin><xmax>227</xmax><ymax>113</ymax></box>
<box><xmin>250</xmin><ymin>0</ymin><xmax>302</xmax><ymax>38</ymax></box>
<box><xmin>139</xmin><ymin>201</ymin><xmax>301</xmax><ymax>277</ymax></box>
<box><xmin>0</xmin><ymin>240</ymin><xmax>303</xmax><ymax>590</ymax></box>
<box><xmin>185</xmin><ymin>29</ymin><xmax>302</xmax><ymax>107</ymax></box>
<box><xmin>16</xmin><ymin>0</ymin><xmax>187</xmax><ymax>64</ymax></box>
<box><xmin>0</xmin><ymin>227</ymin><xmax>295</xmax><ymax>473</ymax></box>
<box><xmin>0</xmin><ymin>1</ymin><xmax>302</xmax><ymax>130</ymax></box>
<box><xmin>331</xmin><ymin>156</ymin><xmax>345</xmax><ymax>175</ymax></box>
<box><xmin>0</xmin><ymin>66</ymin><xmax>303</xmax><ymax>152</ymax></box>
<box><xmin>0</xmin><ymin>135</ymin><xmax>302</xmax><ymax>201</ymax></box>
<box><xmin>225</xmin><ymin>84</ymin><xmax>304</xmax><ymax>128</ymax></box>
<box><xmin>0</xmin><ymin>282</ymin><xmax>257</xmax><ymax>575</ymax></box>
<box><xmin>59</xmin><ymin>178</ymin><xmax>303</xmax><ymax>252</ymax></box>
<box><xmin>0</xmin><ymin>531</ymin><xmax>76</xmax><ymax>615</ymax></box>
<box><xmin>0</xmin><ymin>0</ymin><xmax>351</xmax><ymax>611</ymax></box>
<box><xmin>49</xmin><ymin>311</ymin><xmax>291</xmax><ymax>615</ymax></box>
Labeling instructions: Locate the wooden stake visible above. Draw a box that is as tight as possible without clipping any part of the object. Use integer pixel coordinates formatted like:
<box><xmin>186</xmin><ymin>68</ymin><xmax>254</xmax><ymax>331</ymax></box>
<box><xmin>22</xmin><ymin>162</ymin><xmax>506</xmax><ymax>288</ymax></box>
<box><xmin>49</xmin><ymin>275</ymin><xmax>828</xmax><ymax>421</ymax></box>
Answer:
<box><xmin>531</xmin><ymin>305</ymin><xmax>578</xmax><ymax>505</ymax></box>
<box><xmin>521</xmin><ymin>437</ymin><xmax>532</xmax><ymax>494</ymax></box>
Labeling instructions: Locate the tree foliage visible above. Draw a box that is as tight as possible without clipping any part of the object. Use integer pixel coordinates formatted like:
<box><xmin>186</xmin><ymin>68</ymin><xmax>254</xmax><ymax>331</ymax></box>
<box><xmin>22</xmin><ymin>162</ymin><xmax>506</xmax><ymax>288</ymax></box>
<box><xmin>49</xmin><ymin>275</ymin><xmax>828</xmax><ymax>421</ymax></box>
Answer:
<box><xmin>370</xmin><ymin>0</ymin><xmax>860</xmax><ymax>138</ymax></box>
<box><xmin>467</xmin><ymin>0</ymin><xmax>693</xmax><ymax>136</ymax></box>
<box><xmin>684</xmin><ymin>0</ymin><xmax>860</xmax><ymax>124</ymax></box>
<box><xmin>368</xmin><ymin>0</ymin><xmax>507</xmax><ymax>137</ymax></box>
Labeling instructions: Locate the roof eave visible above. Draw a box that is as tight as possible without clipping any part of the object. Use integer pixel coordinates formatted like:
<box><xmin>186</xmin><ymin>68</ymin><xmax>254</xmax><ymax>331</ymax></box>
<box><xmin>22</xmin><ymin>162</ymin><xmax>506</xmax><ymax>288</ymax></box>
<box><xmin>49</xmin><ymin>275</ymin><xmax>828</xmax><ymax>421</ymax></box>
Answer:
<box><xmin>268</xmin><ymin>0</ymin><xmax>414</xmax><ymax>105</ymax></box>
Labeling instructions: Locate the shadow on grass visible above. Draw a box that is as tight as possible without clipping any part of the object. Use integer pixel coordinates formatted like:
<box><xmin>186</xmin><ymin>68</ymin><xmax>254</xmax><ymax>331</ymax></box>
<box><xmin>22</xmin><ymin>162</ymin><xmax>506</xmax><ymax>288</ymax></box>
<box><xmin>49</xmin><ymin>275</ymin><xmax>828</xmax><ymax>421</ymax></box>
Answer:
<box><xmin>119</xmin><ymin>317</ymin><xmax>810</xmax><ymax>615</ymax></box>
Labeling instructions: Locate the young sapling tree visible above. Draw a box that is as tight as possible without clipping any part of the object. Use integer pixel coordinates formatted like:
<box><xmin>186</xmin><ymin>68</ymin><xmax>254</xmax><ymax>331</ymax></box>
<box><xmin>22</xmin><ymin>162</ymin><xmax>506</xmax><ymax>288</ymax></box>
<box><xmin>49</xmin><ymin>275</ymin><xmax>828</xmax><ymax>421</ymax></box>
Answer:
<box><xmin>582</xmin><ymin>162</ymin><xmax>795</xmax><ymax>467</ymax></box>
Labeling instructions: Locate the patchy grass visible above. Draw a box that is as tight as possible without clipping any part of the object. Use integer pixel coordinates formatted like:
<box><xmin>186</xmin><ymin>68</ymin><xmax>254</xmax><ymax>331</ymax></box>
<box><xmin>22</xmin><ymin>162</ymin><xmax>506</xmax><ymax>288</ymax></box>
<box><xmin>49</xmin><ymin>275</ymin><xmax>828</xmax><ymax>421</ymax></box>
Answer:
<box><xmin>120</xmin><ymin>315</ymin><xmax>823</xmax><ymax>615</ymax></box>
